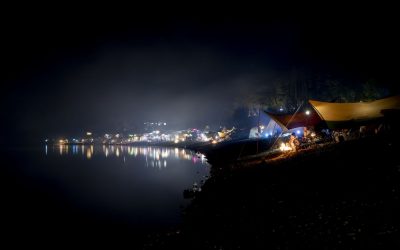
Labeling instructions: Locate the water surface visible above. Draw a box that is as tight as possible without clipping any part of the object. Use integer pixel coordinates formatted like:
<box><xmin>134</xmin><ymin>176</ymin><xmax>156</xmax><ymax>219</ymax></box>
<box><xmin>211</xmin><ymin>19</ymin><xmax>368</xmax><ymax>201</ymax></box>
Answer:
<box><xmin>1</xmin><ymin>145</ymin><xmax>209</xmax><ymax>246</ymax></box>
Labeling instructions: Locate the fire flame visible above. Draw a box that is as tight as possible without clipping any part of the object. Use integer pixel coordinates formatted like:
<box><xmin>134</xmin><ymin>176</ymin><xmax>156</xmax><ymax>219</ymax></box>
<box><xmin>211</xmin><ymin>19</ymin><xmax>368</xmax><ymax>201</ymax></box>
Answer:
<box><xmin>280</xmin><ymin>142</ymin><xmax>292</xmax><ymax>152</ymax></box>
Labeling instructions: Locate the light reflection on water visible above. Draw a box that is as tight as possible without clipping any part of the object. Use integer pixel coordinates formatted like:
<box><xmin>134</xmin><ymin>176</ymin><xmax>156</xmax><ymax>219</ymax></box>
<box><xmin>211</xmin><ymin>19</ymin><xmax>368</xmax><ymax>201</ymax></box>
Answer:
<box><xmin>14</xmin><ymin>143</ymin><xmax>212</xmax><ymax>233</ymax></box>
<box><xmin>50</xmin><ymin>144</ymin><xmax>207</xmax><ymax>167</ymax></box>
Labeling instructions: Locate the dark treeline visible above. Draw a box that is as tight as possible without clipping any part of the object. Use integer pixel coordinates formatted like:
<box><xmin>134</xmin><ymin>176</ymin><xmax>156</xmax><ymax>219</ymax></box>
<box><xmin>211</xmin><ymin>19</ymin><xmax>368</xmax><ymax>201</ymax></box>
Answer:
<box><xmin>227</xmin><ymin>69</ymin><xmax>394</xmax><ymax>130</ymax></box>
<box><xmin>236</xmin><ymin>69</ymin><xmax>391</xmax><ymax>117</ymax></box>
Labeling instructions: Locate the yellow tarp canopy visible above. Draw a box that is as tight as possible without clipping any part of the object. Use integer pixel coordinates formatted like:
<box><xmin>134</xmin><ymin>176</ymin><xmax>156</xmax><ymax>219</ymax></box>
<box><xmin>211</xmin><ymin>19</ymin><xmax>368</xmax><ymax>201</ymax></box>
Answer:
<box><xmin>309</xmin><ymin>95</ymin><xmax>400</xmax><ymax>124</ymax></box>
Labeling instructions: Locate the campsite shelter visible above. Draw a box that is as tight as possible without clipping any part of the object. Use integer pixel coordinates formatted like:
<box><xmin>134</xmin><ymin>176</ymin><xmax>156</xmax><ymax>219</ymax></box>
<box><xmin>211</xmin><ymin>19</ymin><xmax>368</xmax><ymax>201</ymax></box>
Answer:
<box><xmin>264</xmin><ymin>95</ymin><xmax>400</xmax><ymax>132</ymax></box>
<box><xmin>309</xmin><ymin>95</ymin><xmax>400</xmax><ymax>129</ymax></box>
<box><xmin>264</xmin><ymin>109</ymin><xmax>322</xmax><ymax>132</ymax></box>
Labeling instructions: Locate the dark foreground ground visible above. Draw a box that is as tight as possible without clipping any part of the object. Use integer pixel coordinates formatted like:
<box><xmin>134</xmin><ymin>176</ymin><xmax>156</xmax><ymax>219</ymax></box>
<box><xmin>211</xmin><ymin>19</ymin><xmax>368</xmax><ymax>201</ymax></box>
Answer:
<box><xmin>146</xmin><ymin>133</ymin><xmax>400</xmax><ymax>249</ymax></box>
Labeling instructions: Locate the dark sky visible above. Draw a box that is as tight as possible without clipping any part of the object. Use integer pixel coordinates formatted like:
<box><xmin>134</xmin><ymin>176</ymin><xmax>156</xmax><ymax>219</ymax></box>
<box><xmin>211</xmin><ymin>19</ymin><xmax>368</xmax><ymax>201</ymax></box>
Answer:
<box><xmin>1</xmin><ymin>8</ymin><xmax>399</xmax><ymax>144</ymax></box>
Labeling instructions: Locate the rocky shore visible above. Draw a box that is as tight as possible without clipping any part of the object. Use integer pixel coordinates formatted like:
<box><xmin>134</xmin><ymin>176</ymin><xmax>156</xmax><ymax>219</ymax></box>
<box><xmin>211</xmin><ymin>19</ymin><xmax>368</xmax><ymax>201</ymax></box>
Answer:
<box><xmin>145</xmin><ymin>133</ymin><xmax>400</xmax><ymax>249</ymax></box>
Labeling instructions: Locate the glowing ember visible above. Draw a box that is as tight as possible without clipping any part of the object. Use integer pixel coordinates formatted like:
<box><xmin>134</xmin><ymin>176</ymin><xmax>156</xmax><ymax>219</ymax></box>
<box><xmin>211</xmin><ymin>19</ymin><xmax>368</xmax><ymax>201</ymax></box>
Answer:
<box><xmin>280</xmin><ymin>142</ymin><xmax>292</xmax><ymax>152</ymax></box>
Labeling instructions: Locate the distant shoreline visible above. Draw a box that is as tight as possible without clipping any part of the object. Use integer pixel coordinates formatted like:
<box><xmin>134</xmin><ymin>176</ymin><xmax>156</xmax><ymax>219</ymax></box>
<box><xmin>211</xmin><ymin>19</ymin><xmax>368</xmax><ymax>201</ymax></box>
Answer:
<box><xmin>48</xmin><ymin>141</ymin><xmax>212</xmax><ymax>150</ymax></box>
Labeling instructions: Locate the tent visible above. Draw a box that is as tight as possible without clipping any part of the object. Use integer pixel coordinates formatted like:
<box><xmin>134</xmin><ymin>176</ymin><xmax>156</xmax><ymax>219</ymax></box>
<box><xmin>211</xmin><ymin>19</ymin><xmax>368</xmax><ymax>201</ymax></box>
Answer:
<box><xmin>264</xmin><ymin>110</ymin><xmax>322</xmax><ymax>131</ymax></box>
<box><xmin>309</xmin><ymin>95</ymin><xmax>400</xmax><ymax>129</ymax></box>
<box><xmin>264</xmin><ymin>118</ymin><xmax>281</xmax><ymax>135</ymax></box>
<box><xmin>248</xmin><ymin>119</ymin><xmax>281</xmax><ymax>138</ymax></box>
<box><xmin>248</xmin><ymin>127</ymin><xmax>260</xmax><ymax>138</ymax></box>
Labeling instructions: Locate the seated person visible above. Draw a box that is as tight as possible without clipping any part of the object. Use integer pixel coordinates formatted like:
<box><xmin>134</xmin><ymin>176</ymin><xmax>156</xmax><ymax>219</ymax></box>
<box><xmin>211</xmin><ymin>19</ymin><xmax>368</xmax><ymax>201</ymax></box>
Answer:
<box><xmin>302</xmin><ymin>127</ymin><xmax>315</xmax><ymax>142</ymax></box>
<box><xmin>289</xmin><ymin>133</ymin><xmax>299</xmax><ymax>152</ymax></box>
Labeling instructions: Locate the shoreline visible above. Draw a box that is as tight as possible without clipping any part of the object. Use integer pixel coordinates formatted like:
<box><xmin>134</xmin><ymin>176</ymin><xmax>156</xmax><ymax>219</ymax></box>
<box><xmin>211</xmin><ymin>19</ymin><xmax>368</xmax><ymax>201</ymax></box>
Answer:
<box><xmin>145</xmin><ymin>132</ymin><xmax>400</xmax><ymax>249</ymax></box>
<box><xmin>49</xmin><ymin>140</ymin><xmax>212</xmax><ymax>149</ymax></box>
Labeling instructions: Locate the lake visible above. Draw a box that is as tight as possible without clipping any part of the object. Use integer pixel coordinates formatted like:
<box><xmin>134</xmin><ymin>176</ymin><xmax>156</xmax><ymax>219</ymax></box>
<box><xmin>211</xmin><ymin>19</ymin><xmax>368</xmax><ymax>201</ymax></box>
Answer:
<box><xmin>0</xmin><ymin>145</ymin><xmax>209</xmax><ymax>247</ymax></box>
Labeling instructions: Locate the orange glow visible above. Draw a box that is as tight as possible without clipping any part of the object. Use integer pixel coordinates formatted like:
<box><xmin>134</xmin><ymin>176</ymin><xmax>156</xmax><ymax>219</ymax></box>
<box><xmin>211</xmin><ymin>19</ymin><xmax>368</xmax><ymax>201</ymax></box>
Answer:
<box><xmin>279</xmin><ymin>142</ymin><xmax>292</xmax><ymax>151</ymax></box>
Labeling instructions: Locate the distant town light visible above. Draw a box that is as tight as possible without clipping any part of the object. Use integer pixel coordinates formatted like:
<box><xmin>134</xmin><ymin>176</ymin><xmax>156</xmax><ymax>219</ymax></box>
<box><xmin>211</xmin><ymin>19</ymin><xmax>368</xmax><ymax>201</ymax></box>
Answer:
<box><xmin>279</xmin><ymin>107</ymin><xmax>284</xmax><ymax>111</ymax></box>
<box><xmin>86</xmin><ymin>132</ymin><xmax>92</xmax><ymax>136</ymax></box>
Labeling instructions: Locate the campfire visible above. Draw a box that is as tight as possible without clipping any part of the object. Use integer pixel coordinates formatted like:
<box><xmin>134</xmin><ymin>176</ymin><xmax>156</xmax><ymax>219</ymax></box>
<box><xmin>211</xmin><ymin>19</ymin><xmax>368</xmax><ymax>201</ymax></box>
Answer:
<box><xmin>280</xmin><ymin>142</ymin><xmax>292</xmax><ymax>152</ymax></box>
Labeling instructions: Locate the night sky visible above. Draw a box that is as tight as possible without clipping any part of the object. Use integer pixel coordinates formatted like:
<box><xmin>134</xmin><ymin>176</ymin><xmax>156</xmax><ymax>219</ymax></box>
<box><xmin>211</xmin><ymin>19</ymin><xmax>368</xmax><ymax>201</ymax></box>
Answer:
<box><xmin>1</xmin><ymin>8</ymin><xmax>399</xmax><ymax>145</ymax></box>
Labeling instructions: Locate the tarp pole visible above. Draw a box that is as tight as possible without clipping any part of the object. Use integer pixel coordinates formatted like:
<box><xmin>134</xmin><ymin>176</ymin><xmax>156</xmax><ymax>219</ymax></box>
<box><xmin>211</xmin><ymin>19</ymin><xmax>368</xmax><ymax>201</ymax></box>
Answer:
<box><xmin>257</xmin><ymin>105</ymin><xmax>261</xmax><ymax>154</ymax></box>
